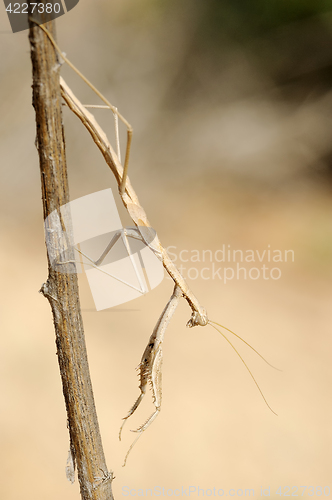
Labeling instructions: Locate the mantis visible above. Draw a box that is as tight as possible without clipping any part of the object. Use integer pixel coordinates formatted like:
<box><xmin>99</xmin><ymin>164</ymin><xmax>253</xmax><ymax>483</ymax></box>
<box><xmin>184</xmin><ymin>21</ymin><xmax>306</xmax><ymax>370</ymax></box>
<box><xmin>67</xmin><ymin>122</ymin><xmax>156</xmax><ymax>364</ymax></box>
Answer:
<box><xmin>33</xmin><ymin>20</ymin><xmax>277</xmax><ymax>467</ymax></box>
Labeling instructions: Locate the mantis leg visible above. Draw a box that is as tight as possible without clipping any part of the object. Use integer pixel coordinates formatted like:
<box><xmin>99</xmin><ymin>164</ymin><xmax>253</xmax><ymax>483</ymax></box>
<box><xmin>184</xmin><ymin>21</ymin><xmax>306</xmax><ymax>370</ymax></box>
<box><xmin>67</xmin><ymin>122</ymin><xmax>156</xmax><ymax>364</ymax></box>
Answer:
<box><xmin>119</xmin><ymin>285</ymin><xmax>182</xmax><ymax>465</ymax></box>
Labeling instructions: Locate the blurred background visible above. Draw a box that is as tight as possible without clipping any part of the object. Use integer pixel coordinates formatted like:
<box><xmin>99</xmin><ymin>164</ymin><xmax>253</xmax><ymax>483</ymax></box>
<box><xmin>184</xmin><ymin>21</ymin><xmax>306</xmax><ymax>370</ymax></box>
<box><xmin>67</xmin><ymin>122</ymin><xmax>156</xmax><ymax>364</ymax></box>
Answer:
<box><xmin>1</xmin><ymin>0</ymin><xmax>332</xmax><ymax>498</ymax></box>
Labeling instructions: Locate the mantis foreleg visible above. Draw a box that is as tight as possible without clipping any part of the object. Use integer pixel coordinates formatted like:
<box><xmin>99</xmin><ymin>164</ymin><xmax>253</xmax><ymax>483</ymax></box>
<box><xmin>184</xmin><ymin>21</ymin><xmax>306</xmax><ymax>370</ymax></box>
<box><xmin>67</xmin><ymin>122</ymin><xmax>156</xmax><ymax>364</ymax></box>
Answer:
<box><xmin>119</xmin><ymin>285</ymin><xmax>182</xmax><ymax>465</ymax></box>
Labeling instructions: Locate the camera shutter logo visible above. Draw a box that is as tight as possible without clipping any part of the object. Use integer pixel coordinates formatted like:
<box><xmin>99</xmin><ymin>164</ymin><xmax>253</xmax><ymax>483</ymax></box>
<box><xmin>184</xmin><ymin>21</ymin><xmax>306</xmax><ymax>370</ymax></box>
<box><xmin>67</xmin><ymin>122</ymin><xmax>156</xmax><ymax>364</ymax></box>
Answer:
<box><xmin>44</xmin><ymin>189</ymin><xmax>164</xmax><ymax>310</ymax></box>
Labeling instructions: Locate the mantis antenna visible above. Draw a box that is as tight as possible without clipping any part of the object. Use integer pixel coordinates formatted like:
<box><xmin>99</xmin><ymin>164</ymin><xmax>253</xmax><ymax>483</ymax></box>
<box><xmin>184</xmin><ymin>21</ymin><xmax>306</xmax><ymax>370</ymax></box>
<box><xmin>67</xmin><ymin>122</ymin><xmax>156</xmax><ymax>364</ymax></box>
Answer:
<box><xmin>31</xmin><ymin>19</ymin><xmax>278</xmax><ymax>466</ymax></box>
<box><xmin>208</xmin><ymin>321</ymin><xmax>278</xmax><ymax>416</ymax></box>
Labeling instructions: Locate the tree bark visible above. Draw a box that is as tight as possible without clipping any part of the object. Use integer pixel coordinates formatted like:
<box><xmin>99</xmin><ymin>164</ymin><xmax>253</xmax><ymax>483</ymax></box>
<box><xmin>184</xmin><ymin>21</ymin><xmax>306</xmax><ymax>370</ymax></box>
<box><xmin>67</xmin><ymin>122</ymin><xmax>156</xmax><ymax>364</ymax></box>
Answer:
<box><xmin>29</xmin><ymin>12</ymin><xmax>114</xmax><ymax>500</ymax></box>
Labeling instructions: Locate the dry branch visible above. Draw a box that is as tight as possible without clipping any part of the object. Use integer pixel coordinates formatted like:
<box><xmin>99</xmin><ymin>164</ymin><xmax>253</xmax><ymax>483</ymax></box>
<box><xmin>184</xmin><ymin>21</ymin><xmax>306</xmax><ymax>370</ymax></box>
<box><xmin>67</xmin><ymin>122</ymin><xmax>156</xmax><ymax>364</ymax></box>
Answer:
<box><xmin>29</xmin><ymin>16</ymin><xmax>114</xmax><ymax>500</ymax></box>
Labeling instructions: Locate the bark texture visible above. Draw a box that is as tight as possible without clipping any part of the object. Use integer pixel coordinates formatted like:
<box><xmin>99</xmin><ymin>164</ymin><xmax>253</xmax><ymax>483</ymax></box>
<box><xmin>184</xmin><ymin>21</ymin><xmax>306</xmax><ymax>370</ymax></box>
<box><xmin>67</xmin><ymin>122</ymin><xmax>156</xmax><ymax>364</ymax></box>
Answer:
<box><xmin>29</xmin><ymin>14</ymin><xmax>114</xmax><ymax>500</ymax></box>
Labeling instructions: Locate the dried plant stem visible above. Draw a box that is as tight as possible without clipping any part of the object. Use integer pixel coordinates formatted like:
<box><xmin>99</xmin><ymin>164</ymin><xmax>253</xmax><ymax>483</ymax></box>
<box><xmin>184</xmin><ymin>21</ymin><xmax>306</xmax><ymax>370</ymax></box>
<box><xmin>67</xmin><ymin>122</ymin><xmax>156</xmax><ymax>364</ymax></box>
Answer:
<box><xmin>29</xmin><ymin>16</ymin><xmax>114</xmax><ymax>500</ymax></box>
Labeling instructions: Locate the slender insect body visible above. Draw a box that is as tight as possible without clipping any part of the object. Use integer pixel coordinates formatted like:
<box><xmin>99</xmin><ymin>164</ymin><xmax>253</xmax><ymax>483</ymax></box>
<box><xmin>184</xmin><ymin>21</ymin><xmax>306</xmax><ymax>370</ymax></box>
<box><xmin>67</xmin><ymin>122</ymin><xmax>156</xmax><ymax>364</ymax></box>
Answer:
<box><xmin>32</xmin><ymin>20</ymin><xmax>277</xmax><ymax>468</ymax></box>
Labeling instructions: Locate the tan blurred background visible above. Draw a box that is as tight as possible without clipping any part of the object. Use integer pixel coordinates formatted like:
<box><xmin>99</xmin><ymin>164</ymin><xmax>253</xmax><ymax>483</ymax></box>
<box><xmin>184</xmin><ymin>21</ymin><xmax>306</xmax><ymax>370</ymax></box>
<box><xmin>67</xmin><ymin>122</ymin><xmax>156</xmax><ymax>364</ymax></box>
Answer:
<box><xmin>1</xmin><ymin>1</ymin><xmax>332</xmax><ymax>498</ymax></box>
